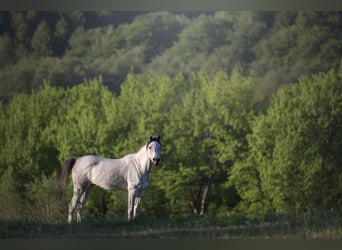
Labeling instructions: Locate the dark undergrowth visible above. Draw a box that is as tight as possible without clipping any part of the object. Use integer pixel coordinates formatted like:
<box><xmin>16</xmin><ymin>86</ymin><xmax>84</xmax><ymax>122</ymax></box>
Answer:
<box><xmin>1</xmin><ymin>213</ymin><xmax>342</xmax><ymax>239</ymax></box>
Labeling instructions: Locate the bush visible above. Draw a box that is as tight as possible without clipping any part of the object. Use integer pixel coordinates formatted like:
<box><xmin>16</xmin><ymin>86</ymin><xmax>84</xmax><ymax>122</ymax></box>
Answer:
<box><xmin>25</xmin><ymin>172</ymin><xmax>64</xmax><ymax>223</ymax></box>
<box><xmin>0</xmin><ymin>168</ymin><xmax>24</xmax><ymax>221</ymax></box>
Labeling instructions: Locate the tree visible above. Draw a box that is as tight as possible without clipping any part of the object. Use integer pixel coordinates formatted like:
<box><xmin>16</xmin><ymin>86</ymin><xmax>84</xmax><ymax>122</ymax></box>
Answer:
<box><xmin>0</xmin><ymin>83</ymin><xmax>63</xmax><ymax>182</ymax></box>
<box><xmin>0</xmin><ymin>83</ymin><xmax>65</xmax><ymax>221</ymax></box>
<box><xmin>52</xmin><ymin>76</ymin><xmax>117</xmax><ymax>162</ymax></box>
<box><xmin>0</xmin><ymin>34</ymin><xmax>15</xmax><ymax>68</ymax></box>
<box><xmin>31</xmin><ymin>20</ymin><xmax>52</xmax><ymax>57</ymax></box>
<box><xmin>230</xmin><ymin>68</ymin><xmax>342</xmax><ymax>217</ymax></box>
<box><xmin>11</xmin><ymin>12</ymin><xmax>30</xmax><ymax>53</ymax></box>
<box><xmin>151</xmin><ymin>71</ymin><xmax>258</xmax><ymax>217</ymax></box>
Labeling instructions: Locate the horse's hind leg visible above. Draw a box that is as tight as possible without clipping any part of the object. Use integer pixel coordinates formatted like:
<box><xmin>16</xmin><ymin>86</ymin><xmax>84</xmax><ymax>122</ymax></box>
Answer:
<box><xmin>76</xmin><ymin>185</ymin><xmax>92</xmax><ymax>223</ymax></box>
<box><xmin>68</xmin><ymin>187</ymin><xmax>83</xmax><ymax>224</ymax></box>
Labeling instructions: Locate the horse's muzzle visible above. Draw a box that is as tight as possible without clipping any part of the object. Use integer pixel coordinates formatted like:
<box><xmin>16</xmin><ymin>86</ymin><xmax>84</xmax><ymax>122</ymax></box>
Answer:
<box><xmin>153</xmin><ymin>158</ymin><xmax>160</xmax><ymax>166</ymax></box>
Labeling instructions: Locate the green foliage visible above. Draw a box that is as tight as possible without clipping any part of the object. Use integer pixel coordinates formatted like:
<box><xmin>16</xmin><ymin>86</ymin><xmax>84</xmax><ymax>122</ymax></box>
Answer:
<box><xmin>0</xmin><ymin>57</ymin><xmax>37</xmax><ymax>99</ymax></box>
<box><xmin>11</xmin><ymin>12</ymin><xmax>30</xmax><ymax>50</ymax></box>
<box><xmin>25</xmin><ymin>172</ymin><xmax>63</xmax><ymax>223</ymax></box>
<box><xmin>1</xmin><ymin>67</ymin><xmax>342</xmax><ymax>222</ymax></box>
<box><xmin>52</xmin><ymin>76</ymin><xmax>117</xmax><ymax>161</ymax></box>
<box><xmin>146</xmin><ymin>11</ymin><xmax>266</xmax><ymax>76</ymax></box>
<box><xmin>31</xmin><ymin>20</ymin><xmax>52</xmax><ymax>57</ymax></box>
<box><xmin>61</xmin><ymin>12</ymin><xmax>186</xmax><ymax>93</ymax></box>
<box><xmin>0</xmin><ymin>33</ymin><xmax>15</xmax><ymax>68</ymax></box>
<box><xmin>0</xmin><ymin>83</ymin><xmax>62</xmax><ymax>181</ymax></box>
<box><xmin>0</xmin><ymin>167</ymin><xmax>24</xmax><ymax>221</ymax></box>
<box><xmin>1</xmin><ymin>11</ymin><xmax>342</xmax><ymax>223</ymax></box>
<box><xmin>230</xmin><ymin>68</ymin><xmax>342</xmax><ymax>218</ymax></box>
<box><xmin>252</xmin><ymin>11</ymin><xmax>342</xmax><ymax>96</ymax></box>
<box><xmin>0</xmin><ymin>71</ymin><xmax>259</xmax><ymax>221</ymax></box>
<box><xmin>1</xmin><ymin>11</ymin><xmax>342</xmax><ymax>100</ymax></box>
<box><xmin>151</xmin><ymin>71</ymin><xmax>258</xmax><ymax>217</ymax></box>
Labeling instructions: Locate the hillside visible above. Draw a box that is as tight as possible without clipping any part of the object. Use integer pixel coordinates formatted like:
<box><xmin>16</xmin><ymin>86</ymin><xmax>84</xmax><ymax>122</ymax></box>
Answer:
<box><xmin>1</xmin><ymin>11</ymin><xmax>342</xmax><ymax>99</ymax></box>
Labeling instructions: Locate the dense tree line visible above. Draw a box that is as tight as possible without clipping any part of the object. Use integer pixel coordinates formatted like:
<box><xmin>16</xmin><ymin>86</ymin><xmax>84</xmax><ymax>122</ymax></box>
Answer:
<box><xmin>0</xmin><ymin>11</ymin><xmax>342</xmax><ymax>222</ymax></box>
<box><xmin>1</xmin><ymin>68</ymin><xmax>342</xmax><ymax>222</ymax></box>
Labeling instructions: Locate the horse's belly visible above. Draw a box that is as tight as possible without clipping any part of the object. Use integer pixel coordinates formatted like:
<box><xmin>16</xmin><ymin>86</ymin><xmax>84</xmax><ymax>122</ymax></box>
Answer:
<box><xmin>102</xmin><ymin>175</ymin><xmax>128</xmax><ymax>191</ymax></box>
<box><xmin>90</xmin><ymin>170</ymin><xmax>128</xmax><ymax>191</ymax></box>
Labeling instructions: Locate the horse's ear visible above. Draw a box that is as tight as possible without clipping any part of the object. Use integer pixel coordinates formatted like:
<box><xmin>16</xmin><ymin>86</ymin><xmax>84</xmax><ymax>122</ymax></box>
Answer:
<box><xmin>149</xmin><ymin>135</ymin><xmax>153</xmax><ymax>141</ymax></box>
<box><xmin>157</xmin><ymin>135</ymin><xmax>160</xmax><ymax>141</ymax></box>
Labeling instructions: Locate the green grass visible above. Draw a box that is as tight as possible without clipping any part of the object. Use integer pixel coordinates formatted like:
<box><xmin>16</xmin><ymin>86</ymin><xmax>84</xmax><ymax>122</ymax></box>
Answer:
<box><xmin>1</xmin><ymin>214</ymin><xmax>342</xmax><ymax>239</ymax></box>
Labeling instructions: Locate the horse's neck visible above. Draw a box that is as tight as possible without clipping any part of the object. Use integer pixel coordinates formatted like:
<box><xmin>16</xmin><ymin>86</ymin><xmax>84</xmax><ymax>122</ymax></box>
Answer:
<box><xmin>134</xmin><ymin>146</ymin><xmax>151</xmax><ymax>174</ymax></box>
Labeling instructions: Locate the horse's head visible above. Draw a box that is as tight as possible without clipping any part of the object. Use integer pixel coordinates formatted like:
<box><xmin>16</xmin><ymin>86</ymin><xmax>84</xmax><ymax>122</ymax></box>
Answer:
<box><xmin>146</xmin><ymin>135</ymin><xmax>161</xmax><ymax>166</ymax></box>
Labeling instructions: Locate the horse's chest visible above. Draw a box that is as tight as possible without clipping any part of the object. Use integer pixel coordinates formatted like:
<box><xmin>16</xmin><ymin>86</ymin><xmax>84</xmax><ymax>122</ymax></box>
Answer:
<box><xmin>136</xmin><ymin>176</ymin><xmax>149</xmax><ymax>194</ymax></box>
<box><xmin>140</xmin><ymin>174</ymin><xmax>150</xmax><ymax>188</ymax></box>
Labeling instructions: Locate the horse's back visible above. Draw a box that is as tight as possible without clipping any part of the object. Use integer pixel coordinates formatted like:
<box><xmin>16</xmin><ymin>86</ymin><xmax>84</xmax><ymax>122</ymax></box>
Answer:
<box><xmin>74</xmin><ymin>155</ymin><xmax>102</xmax><ymax>171</ymax></box>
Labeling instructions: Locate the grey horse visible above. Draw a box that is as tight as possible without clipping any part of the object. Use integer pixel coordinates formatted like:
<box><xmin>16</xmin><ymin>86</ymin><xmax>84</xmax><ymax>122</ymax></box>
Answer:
<box><xmin>59</xmin><ymin>135</ymin><xmax>161</xmax><ymax>223</ymax></box>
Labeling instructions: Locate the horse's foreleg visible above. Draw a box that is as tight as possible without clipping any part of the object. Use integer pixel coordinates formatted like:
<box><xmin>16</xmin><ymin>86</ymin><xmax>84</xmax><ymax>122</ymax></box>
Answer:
<box><xmin>127</xmin><ymin>189</ymin><xmax>136</xmax><ymax>221</ymax></box>
<box><xmin>133</xmin><ymin>191</ymin><xmax>143</xmax><ymax>218</ymax></box>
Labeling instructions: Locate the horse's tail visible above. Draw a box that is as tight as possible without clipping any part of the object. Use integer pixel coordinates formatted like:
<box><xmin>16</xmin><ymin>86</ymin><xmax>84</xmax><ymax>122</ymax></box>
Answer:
<box><xmin>58</xmin><ymin>157</ymin><xmax>77</xmax><ymax>202</ymax></box>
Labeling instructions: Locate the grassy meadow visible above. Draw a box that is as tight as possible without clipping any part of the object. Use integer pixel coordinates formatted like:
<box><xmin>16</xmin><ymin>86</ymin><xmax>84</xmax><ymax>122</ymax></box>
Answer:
<box><xmin>1</xmin><ymin>214</ymin><xmax>342</xmax><ymax>239</ymax></box>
